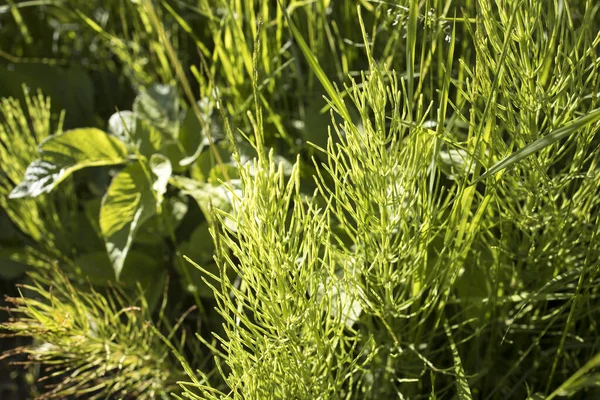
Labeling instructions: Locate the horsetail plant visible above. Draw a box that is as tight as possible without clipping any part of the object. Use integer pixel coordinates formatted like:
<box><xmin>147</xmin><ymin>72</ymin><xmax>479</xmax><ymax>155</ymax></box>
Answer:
<box><xmin>1</xmin><ymin>0</ymin><xmax>600</xmax><ymax>398</ymax></box>
<box><xmin>1</xmin><ymin>267</ymin><xmax>181</xmax><ymax>399</ymax></box>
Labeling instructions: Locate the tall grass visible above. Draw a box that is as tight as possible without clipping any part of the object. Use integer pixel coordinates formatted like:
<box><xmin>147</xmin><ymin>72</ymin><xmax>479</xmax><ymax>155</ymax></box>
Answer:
<box><xmin>1</xmin><ymin>0</ymin><xmax>599</xmax><ymax>398</ymax></box>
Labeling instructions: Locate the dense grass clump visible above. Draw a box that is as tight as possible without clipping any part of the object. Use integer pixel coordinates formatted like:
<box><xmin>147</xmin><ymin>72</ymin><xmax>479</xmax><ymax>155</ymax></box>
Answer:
<box><xmin>1</xmin><ymin>0</ymin><xmax>599</xmax><ymax>399</ymax></box>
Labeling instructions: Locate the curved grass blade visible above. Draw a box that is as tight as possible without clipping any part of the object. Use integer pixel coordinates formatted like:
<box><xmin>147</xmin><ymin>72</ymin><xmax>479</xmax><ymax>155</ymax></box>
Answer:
<box><xmin>546</xmin><ymin>353</ymin><xmax>600</xmax><ymax>400</ymax></box>
<box><xmin>406</xmin><ymin>0</ymin><xmax>419</xmax><ymax>117</ymax></box>
<box><xmin>444</xmin><ymin>320</ymin><xmax>473</xmax><ymax>400</ymax></box>
<box><xmin>476</xmin><ymin>107</ymin><xmax>600</xmax><ymax>183</ymax></box>
<box><xmin>277</xmin><ymin>0</ymin><xmax>351</xmax><ymax>123</ymax></box>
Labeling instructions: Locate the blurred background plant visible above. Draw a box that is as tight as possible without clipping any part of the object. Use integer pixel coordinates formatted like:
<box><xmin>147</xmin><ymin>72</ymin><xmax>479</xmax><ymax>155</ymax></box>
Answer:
<box><xmin>1</xmin><ymin>0</ymin><xmax>599</xmax><ymax>399</ymax></box>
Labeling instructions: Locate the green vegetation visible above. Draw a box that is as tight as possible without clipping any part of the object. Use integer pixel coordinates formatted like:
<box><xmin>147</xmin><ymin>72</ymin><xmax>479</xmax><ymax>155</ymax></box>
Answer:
<box><xmin>1</xmin><ymin>0</ymin><xmax>599</xmax><ymax>398</ymax></box>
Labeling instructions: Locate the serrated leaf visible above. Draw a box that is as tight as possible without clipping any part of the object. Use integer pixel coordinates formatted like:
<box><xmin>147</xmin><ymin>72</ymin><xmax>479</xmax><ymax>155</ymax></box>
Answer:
<box><xmin>477</xmin><ymin>107</ymin><xmax>600</xmax><ymax>182</ymax></box>
<box><xmin>9</xmin><ymin>128</ymin><xmax>128</xmax><ymax>198</ymax></box>
<box><xmin>100</xmin><ymin>163</ymin><xmax>156</xmax><ymax>280</ymax></box>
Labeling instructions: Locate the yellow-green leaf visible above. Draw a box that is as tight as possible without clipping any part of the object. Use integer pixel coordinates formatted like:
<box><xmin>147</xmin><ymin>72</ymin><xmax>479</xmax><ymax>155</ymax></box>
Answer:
<box><xmin>100</xmin><ymin>163</ymin><xmax>156</xmax><ymax>280</ymax></box>
<box><xmin>9</xmin><ymin>128</ymin><xmax>128</xmax><ymax>198</ymax></box>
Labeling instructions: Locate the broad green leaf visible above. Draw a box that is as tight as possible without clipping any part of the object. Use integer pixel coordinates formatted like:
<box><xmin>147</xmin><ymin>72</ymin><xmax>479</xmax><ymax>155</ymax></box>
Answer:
<box><xmin>69</xmin><ymin>209</ymin><xmax>105</xmax><ymax>253</ymax></box>
<box><xmin>100</xmin><ymin>163</ymin><xmax>157</xmax><ymax>280</ymax></box>
<box><xmin>179</xmin><ymin>222</ymin><xmax>222</xmax><ymax>298</ymax></box>
<box><xmin>178</xmin><ymin>106</ymin><xmax>206</xmax><ymax>166</ymax></box>
<box><xmin>136</xmin><ymin>118</ymin><xmax>164</xmax><ymax>158</ymax></box>
<box><xmin>76</xmin><ymin>250</ymin><xmax>162</xmax><ymax>286</ymax></box>
<box><xmin>192</xmin><ymin>141</ymin><xmax>233</xmax><ymax>183</ymax></box>
<box><xmin>150</xmin><ymin>153</ymin><xmax>172</xmax><ymax>206</ymax></box>
<box><xmin>109</xmin><ymin>110</ymin><xmax>163</xmax><ymax>158</ymax></box>
<box><xmin>180</xmin><ymin>222</ymin><xmax>214</xmax><ymax>264</ymax></box>
<box><xmin>135</xmin><ymin>194</ymin><xmax>189</xmax><ymax>244</ymax></box>
<box><xmin>477</xmin><ymin>107</ymin><xmax>600</xmax><ymax>182</ymax></box>
<box><xmin>159</xmin><ymin>141</ymin><xmax>187</xmax><ymax>173</ymax></box>
<box><xmin>167</xmin><ymin>193</ymin><xmax>190</xmax><ymax>225</ymax></box>
<box><xmin>133</xmin><ymin>83</ymin><xmax>180</xmax><ymax>137</ymax></box>
<box><xmin>76</xmin><ymin>248</ymin><xmax>167</xmax><ymax>311</ymax></box>
<box><xmin>129</xmin><ymin>216</ymin><xmax>164</xmax><ymax>245</ymax></box>
<box><xmin>108</xmin><ymin>110</ymin><xmax>136</xmax><ymax>144</ymax></box>
<box><xmin>9</xmin><ymin>128</ymin><xmax>128</xmax><ymax>198</ymax></box>
<box><xmin>165</xmin><ymin>99</ymin><xmax>220</xmax><ymax>168</ymax></box>
<box><xmin>83</xmin><ymin>166</ymin><xmax>113</xmax><ymax>197</ymax></box>
<box><xmin>170</xmin><ymin>175</ymin><xmax>240</xmax><ymax>228</ymax></box>
<box><xmin>82</xmin><ymin>197</ymin><xmax>103</xmax><ymax>233</ymax></box>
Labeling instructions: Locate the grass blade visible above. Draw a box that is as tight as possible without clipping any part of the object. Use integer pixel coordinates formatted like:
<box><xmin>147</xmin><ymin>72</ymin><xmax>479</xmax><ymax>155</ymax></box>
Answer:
<box><xmin>444</xmin><ymin>320</ymin><xmax>473</xmax><ymax>400</ymax></box>
<box><xmin>406</xmin><ymin>0</ymin><xmax>419</xmax><ymax>118</ymax></box>
<box><xmin>546</xmin><ymin>353</ymin><xmax>600</xmax><ymax>400</ymax></box>
<box><xmin>277</xmin><ymin>0</ymin><xmax>351</xmax><ymax>122</ymax></box>
<box><xmin>476</xmin><ymin>107</ymin><xmax>600</xmax><ymax>182</ymax></box>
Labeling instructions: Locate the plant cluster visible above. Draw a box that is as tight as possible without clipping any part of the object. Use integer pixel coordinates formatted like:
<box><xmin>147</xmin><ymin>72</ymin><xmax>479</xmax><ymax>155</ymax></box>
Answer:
<box><xmin>1</xmin><ymin>0</ymin><xmax>599</xmax><ymax>399</ymax></box>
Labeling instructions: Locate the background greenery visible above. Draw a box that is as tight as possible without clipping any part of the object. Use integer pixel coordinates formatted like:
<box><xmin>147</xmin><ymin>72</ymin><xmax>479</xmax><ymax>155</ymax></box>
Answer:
<box><xmin>1</xmin><ymin>0</ymin><xmax>599</xmax><ymax>399</ymax></box>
